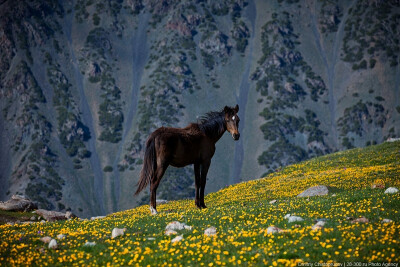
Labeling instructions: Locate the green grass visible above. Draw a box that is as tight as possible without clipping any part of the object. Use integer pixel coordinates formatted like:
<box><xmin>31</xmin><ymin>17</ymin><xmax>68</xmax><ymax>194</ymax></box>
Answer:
<box><xmin>0</xmin><ymin>141</ymin><xmax>399</xmax><ymax>266</ymax></box>
<box><xmin>0</xmin><ymin>210</ymin><xmax>36</xmax><ymax>224</ymax></box>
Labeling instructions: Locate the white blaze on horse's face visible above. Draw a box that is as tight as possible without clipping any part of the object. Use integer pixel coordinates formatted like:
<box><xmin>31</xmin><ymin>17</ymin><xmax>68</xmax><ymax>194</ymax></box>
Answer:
<box><xmin>226</xmin><ymin>114</ymin><xmax>240</xmax><ymax>141</ymax></box>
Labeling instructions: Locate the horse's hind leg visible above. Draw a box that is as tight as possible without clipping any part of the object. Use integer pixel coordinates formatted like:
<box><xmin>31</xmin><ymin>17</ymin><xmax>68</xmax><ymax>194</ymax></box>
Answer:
<box><xmin>150</xmin><ymin>164</ymin><xmax>167</xmax><ymax>215</ymax></box>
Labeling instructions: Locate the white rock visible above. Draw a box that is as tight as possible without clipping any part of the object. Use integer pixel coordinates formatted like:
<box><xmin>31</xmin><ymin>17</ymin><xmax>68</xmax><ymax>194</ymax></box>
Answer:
<box><xmin>165</xmin><ymin>229</ymin><xmax>178</xmax><ymax>236</ymax></box>
<box><xmin>284</xmin><ymin>214</ymin><xmax>304</xmax><ymax>223</ymax></box>
<box><xmin>57</xmin><ymin>234</ymin><xmax>66</xmax><ymax>240</ymax></box>
<box><xmin>91</xmin><ymin>216</ymin><xmax>106</xmax><ymax>220</ymax></box>
<box><xmin>111</xmin><ymin>227</ymin><xmax>126</xmax><ymax>239</ymax></box>
<box><xmin>267</xmin><ymin>226</ymin><xmax>282</xmax><ymax>234</ymax></box>
<box><xmin>147</xmin><ymin>237</ymin><xmax>155</xmax><ymax>240</ymax></box>
<box><xmin>381</xmin><ymin>219</ymin><xmax>393</xmax><ymax>223</ymax></box>
<box><xmin>288</xmin><ymin>216</ymin><xmax>304</xmax><ymax>223</ymax></box>
<box><xmin>49</xmin><ymin>239</ymin><xmax>58</xmax><ymax>249</ymax></box>
<box><xmin>84</xmin><ymin>241</ymin><xmax>96</xmax><ymax>247</ymax></box>
<box><xmin>384</xmin><ymin>187</ymin><xmax>399</xmax><ymax>194</ymax></box>
<box><xmin>312</xmin><ymin>221</ymin><xmax>326</xmax><ymax>230</ymax></box>
<box><xmin>269</xmin><ymin>200</ymin><xmax>277</xmax><ymax>204</ymax></box>
<box><xmin>171</xmin><ymin>235</ymin><xmax>183</xmax><ymax>243</ymax></box>
<box><xmin>204</xmin><ymin>226</ymin><xmax>217</xmax><ymax>236</ymax></box>
<box><xmin>165</xmin><ymin>221</ymin><xmax>192</xmax><ymax>231</ymax></box>
<box><xmin>40</xmin><ymin>236</ymin><xmax>52</xmax><ymax>243</ymax></box>
<box><xmin>30</xmin><ymin>216</ymin><xmax>36</xmax><ymax>221</ymax></box>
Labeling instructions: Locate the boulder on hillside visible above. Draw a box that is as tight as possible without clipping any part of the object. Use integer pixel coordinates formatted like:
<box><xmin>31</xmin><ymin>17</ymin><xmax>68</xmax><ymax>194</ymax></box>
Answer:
<box><xmin>267</xmin><ymin>226</ymin><xmax>283</xmax><ymax>234</ymax></box>
<box><xmin>297</xmin><ymin>185</ymin><xmax>329</xmax><ymax>198</ymax></box>
<box><xmin>111</xmin><ymin>227</ymin><xmax>126</xmax><ymax>239</ymax></box>
<box><xmin>384</xmin><ymin>187</ymin><xmax>399</xmax><ymax>194</ymax></box>
<box><xmin>284</xmin><ymin>214</ymin><xmax>304</xmax><ymax>223</ymax></box>
<box><xmin>204</xmin><ymin>226</ymin><xmax>217</xmax><ymax>236</ymax></box>
<box><xmin>165</xmin><ymin>221</ymin><xmax>192</xmax><ymax>231</ymax></box>
<box><xmin>48</xmin><ymin>239</ymin><xmax>58</xmax><ymax>249</ymax></box>
<box><xmin>351</xmin><ymin>217</ymin><xmax>369</xmax><ymax>224</ymax></box>
<box><xmin>35</xmin><ymin>209</ymin><xmax>77</xmax><ymax>222</ymax></box>
<box><xmin>0</xmin><ymin>195</ymin><xmax>37</xmax><ymax>212</ymax></box>
<box><xmin>312</xmin><ymin>221</ymin><xmax>326</xmax><ymax>231</ymax></box>
<box><xmin>171</xmin><ymin>235</ymin><xmax>183</xmax><ymax>243</ymax></box>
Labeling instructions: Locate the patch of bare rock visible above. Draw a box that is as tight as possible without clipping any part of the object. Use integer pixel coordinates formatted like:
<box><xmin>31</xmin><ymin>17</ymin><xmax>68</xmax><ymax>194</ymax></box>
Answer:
<box><xmin>35</xmin><ymin>209</ymin><xmax>77</xmax><ymax>222</ymax></box>
<box><xmin>297</xmin><ymin>185</ymin><xmax>329</xmax><ymax>197</ymax></box>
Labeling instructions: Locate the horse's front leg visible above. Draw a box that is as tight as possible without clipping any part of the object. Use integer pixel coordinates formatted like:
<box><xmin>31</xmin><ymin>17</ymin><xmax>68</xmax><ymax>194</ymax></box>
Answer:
<box><xmin>200</xmin><ymin>160</ymin><xmax>210</xmax><ymax>209</ymax></box>
<box><xmin>194</xmin><ymin>163</ymin><xmax>201</xmax><ymax>209</ymax></box>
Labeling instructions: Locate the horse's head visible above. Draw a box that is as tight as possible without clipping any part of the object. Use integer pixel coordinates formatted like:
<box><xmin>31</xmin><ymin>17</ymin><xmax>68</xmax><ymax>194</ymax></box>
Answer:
<box><xmin>224</xmin><ymin>104</ymin><xmax>240</xmax><ymax>141</ymax></box>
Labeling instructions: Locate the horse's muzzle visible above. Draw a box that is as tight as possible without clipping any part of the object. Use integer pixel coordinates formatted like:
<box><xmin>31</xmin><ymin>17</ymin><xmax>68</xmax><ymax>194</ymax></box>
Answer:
<box><xmin>232</xmin><ymin>133</ymin><xmax>240</xmax><ymax>140</ymax></box>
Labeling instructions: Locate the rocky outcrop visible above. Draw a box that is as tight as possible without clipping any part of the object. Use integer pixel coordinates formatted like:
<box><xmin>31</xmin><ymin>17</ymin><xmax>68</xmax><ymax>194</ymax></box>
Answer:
<box><xmin>35</xmin><ymin>209</ymin><xmax>77</xmax><ymax>222</ymax></box>
<box><xmin>0</xmin><ymin>195</ymin><xmax>37</xmax><ymax>212</ymax></box>
<box><xmin>144</xmin><ymin>0</ymin><xmax>178</xmax><ymax>16</ymax></box>
<box><xmin>0</xmin><ymin>31</ymin><xmax>14</xmax><ymax>81</ymax></box>
<box><xmin>231</xmin><ymin>22</ymin><xmax>249</xmax><ymax>40</ymax></box>
<box><xmin>319</xmin><ymin>3</ymin><xmax>342</xmax><ymax>33</ymax></box>
<box><xmin>199</xmin><ymin>31</ymin><xmax>231</xmax><ymax>58</ymax></box>
<box><xmin>89</xmin><ymin>62</ymin><xmax>101</xmax><ymax>78</ymax></box>
<box><xmin>166</xmin><ymin>12</ymin><xmax>202</xmax><ymax>36</ymax></box>
<box><xmin>127</xmin><ymin>0</ymin><xmax>144</xmax><ymax>14</ymax></box>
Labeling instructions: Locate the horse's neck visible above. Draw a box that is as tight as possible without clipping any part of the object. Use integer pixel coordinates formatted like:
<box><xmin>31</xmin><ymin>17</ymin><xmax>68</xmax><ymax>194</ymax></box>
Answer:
<box><xmin>210</xmin><ymin>128</ymin><xmax>226</xmax><ymax>143</ymax></box>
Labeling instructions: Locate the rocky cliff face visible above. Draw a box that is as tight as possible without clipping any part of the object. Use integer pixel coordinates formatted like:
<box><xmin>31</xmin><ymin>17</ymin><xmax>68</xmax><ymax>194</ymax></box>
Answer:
<box><xmin>1</xmin><ymin>0</ymin><xmax>399</xmax><ymax>217</ymax></box>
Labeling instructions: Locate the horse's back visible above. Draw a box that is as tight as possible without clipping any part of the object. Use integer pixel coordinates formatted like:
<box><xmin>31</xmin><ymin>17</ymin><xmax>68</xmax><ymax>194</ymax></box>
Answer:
<box><xmin>150</xmin><ymin>125</ymin><xmax>208</xmax><ymax>166</ymax></box>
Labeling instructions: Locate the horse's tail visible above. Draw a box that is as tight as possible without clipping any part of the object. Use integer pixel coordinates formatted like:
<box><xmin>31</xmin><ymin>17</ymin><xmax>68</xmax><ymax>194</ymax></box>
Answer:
<box><xmin>135</xmin><ymin>136</ymin><xmax>156</xmax><ymax>195</ymax></box>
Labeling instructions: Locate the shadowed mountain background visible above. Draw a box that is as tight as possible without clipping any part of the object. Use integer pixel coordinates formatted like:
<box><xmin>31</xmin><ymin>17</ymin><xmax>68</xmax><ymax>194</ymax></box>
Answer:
<box><xmin>0</xmin><ymin>0</ymin><xmax>399</xmax><ymax>217</ymax></box>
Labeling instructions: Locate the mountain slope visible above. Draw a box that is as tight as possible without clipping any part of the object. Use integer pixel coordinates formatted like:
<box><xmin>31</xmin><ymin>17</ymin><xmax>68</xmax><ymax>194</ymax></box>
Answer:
<box><xmin>0</xmin><ymin>141</ymin><xmax>399</xmax><ymax>265</ymax></box>
<box><xmin>0</xmin><ymin>0</ymin><xmax>399</xmax><ymax>217</ymax></box>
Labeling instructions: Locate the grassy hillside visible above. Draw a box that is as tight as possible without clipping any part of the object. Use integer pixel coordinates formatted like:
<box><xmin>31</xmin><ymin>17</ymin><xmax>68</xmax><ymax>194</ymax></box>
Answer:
<box><xmin>1</xmin><ymin>141</ymin><xmax>399</xmax><ymax>266</ymax></box>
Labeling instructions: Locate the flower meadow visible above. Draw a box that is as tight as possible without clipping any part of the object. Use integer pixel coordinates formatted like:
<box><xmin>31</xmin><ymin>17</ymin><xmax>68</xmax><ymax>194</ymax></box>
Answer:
<box><xmin>1</xmin><ymin>141</ymin><xmax>399</xmax><ymax>266</ymax></box>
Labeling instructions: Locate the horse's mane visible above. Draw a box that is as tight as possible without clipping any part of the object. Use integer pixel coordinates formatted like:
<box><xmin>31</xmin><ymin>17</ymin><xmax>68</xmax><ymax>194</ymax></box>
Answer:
<box><xmin>197</xmin><ymin>110</ymin><xmax>225</xmax><ymax>137</ymax></box>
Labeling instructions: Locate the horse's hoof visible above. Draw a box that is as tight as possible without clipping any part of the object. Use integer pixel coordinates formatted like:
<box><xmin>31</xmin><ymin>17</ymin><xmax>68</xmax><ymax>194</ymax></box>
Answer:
<box><xmin>201</xmin><ymin>204</ymin><xmax>207</xmax><ymax>209</ymax></box>
<box><xmin>150</xmin><ymin>206</ymin><xmax>158</xmax><ymax>215</ymax></box>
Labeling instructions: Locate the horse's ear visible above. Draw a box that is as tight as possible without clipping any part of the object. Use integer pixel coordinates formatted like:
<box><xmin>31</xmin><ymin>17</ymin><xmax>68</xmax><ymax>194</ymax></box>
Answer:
<box><xmin>234</xmin><ymin>104</ymin><xmax>239</xmax><ymax>113</ymax></box>
<box><xmin>224</xmin><ymin>106</ymin><xmax>230</xmax><ymax>113</ymax></box>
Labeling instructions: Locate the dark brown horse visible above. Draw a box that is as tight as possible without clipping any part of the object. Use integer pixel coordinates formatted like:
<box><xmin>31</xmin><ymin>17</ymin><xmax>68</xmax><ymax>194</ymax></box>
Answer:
<box><xmin>135</xmin><ymin>105</ymin><xmax>240</xmax><ymax>214</ymax></box>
